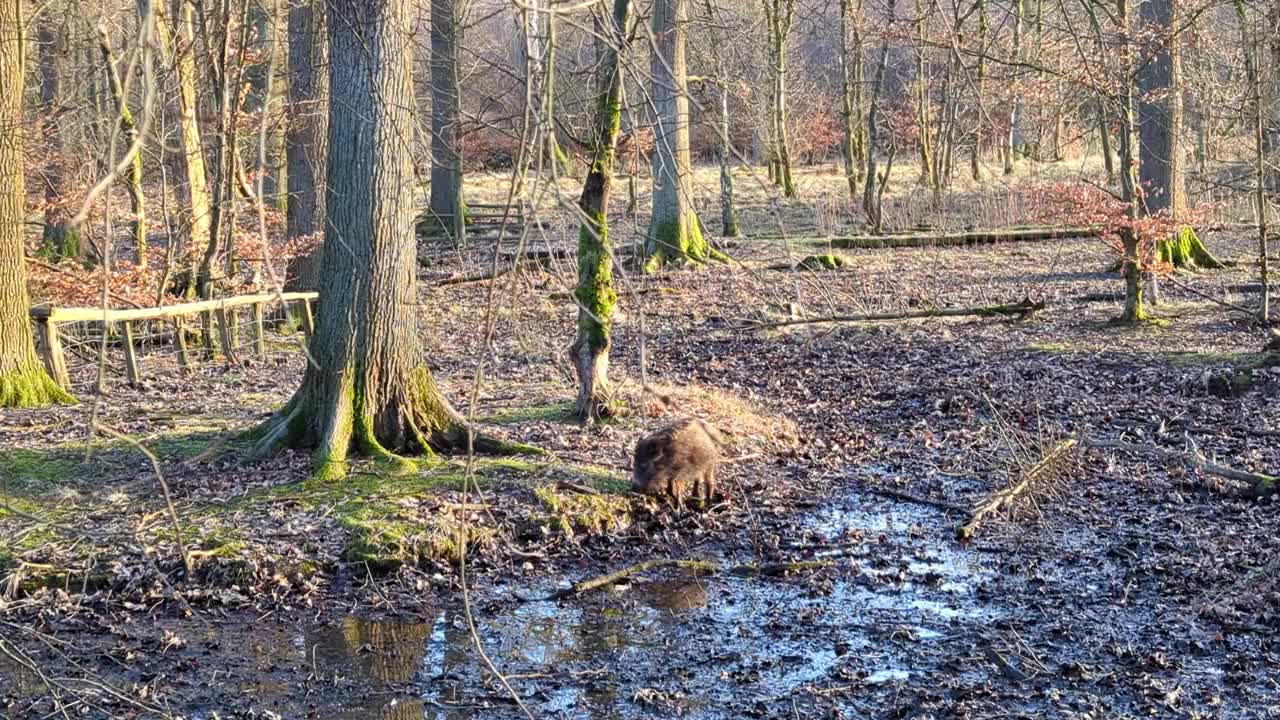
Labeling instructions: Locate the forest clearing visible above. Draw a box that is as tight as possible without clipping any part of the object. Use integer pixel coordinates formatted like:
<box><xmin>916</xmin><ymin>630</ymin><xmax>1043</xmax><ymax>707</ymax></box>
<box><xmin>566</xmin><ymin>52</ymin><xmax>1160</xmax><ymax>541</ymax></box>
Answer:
<box><xmin>1</xmin><ymin>0</ymin><xmax>1279</xmax><ymax>717</ymax></box>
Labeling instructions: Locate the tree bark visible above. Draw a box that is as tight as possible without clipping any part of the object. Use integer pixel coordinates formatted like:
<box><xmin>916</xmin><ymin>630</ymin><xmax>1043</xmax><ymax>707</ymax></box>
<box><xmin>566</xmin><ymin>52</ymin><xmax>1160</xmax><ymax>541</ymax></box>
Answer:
<box><xmin>763</xmin><ymin>0</ymin><xmax>796</xmax><ymax>197</ymax></box>
<box><xmin>571</xmin><ymin>0</ymin><xmax>630</xmax><ymax>422</ymax></box>
<box><xmin>1136</xmin><ymin>0</ymin><xmax>1185</xmax><ymax>217</ymax></box>
<box><xmin>253</xmin><ymin>0</ymin><xmax>502</xmax><ymax>478</ymax></box>
<box><xmin>428</xmin><ymin>0</ymin><xmax>464</xmax><ymax>241</ymax></box>
<box><xmin>36</xmin><ymin>15</ymin><xmax>80</xmax><ymax>259</ymax></box>
<box><xmin>284</xmin><ymin>0</ymin><xmax>327</xmax><ymax>290</ymax></box>
<box><xmin>0</xmin><ymin>0</ymin><xmax>74</xmax><ymax>407</ymax></box>
<box><xmin>645</xmin><ymin>0</ymin><xmax>711</xmax><ymax>270</ymax></box>
<box><xmin>840</xmin><ymin>0</ymin><xmax>866</xmax><ymax>198</ymax></box>
<box><xmin>971</xmin><ymin>0</ymin><xmax>987</xmax><ymax>180</ymax></box>
<box><xmin>153</xmin><ymin>0</ymin><xmax>211</xmax><ymax>296</ymax></box>
<box><xmin>1005</xmin><ymin>0</ymin><xmax>1024</xmax><ymax>175</ymax></box>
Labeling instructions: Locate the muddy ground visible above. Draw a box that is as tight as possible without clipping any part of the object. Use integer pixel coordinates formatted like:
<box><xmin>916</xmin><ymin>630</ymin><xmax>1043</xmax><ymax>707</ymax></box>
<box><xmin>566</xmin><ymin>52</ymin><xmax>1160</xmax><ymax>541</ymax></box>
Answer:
<box><xmin>3</xmin><ymin>211</ymin><xmax>1280</xmax><ymax>718</ymax></box>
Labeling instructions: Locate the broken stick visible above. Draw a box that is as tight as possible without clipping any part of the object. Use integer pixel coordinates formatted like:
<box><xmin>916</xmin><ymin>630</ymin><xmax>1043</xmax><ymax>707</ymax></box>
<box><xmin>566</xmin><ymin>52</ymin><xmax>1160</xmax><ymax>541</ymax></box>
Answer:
<box><xmin>956</xmin><ymin>438</ymin><xmax>1077</xmax><ymax>541</ymax></box>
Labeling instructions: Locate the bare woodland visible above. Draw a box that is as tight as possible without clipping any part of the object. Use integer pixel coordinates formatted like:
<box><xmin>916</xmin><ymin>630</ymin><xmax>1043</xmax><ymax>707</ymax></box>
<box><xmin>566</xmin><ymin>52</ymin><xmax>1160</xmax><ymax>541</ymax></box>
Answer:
<box><xmin>1</xmin><ymin>0</ymin><xmax>1279</xmax><ymax>716</ymax></box>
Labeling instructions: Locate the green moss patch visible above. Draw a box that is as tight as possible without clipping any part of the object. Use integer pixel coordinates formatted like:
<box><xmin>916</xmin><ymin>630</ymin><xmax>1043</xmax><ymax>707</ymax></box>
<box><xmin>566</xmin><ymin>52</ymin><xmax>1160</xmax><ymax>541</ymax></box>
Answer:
<box><xmin>795</xmin><ymin>253</ymin><xmax>851</xmax><ymax>271</ymax></box>
<box><xmin>534</xmin><ymin>485</ymin><xmax>632</xmax><ymax>540</ymax></box>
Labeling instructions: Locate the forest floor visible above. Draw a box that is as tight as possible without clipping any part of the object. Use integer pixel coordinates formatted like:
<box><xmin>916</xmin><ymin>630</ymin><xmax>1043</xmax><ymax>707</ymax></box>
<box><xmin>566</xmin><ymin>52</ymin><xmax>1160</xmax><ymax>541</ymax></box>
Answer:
<box><xmin>3</xmin><ymin>192</ymin><xmax>1280</xmax><ymax>718</ymax></box>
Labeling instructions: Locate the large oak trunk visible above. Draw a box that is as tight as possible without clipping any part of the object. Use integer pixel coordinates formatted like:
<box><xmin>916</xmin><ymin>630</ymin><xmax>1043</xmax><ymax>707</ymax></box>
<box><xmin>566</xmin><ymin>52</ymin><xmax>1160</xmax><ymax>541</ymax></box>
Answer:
<box><xmin>0</xmin><ymin>0</ymin><xmax>73</xmax><ymax>407</ymax></box>
<box><xmin>254</xmin><ymin>0</ymin><xmax>485</xmax><ymax>478</ymax></box>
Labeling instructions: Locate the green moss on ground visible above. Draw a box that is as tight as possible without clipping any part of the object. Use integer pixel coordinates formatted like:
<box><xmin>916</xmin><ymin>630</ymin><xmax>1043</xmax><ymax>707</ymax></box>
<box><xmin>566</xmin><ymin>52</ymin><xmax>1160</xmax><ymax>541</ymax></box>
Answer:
<box><xmin>534</xmin><ymin>485</ymin><xmax>632</xmax><ymax>540</ymax></box>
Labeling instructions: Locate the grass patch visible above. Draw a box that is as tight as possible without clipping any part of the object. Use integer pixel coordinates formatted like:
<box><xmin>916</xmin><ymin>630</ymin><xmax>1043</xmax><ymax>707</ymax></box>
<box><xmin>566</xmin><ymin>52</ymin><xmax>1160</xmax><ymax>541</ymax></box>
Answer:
<box><xmin>479</xmin><ymin>401</ymin><xmax>576</xmax><ymax>425</ymax></box>
<box><xmin>0</xmin><ymin>428</ymin><xmax>237</xmax><ymax>498</ymax></box>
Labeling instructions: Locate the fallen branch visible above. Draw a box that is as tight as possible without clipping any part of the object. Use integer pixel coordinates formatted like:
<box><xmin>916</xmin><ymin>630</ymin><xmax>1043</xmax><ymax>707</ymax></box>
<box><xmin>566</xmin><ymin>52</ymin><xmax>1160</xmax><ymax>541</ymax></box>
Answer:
<box><xmin>827</xmin><ymin>226</ymin><xmax>1100</xmax><ymax>249</ymax></box>
<box><xmin>751</xmin><ymin>298</ymin><xmax>1045</xmax><ymax>330</ymax></box>
<box><xmin>1082</xmin><ymin>438</ymin><xmax>1278</xmax><ymax>498</ymax></box>
<box><xmin>1161</xmin><ymin>276</ymin><xmax>1256</xmax><ymax>316</ymax></box>
<box><xmin>956</xmin><ymin>438</ymin><xmax>1077</xmax><ymax>541</ymax></box>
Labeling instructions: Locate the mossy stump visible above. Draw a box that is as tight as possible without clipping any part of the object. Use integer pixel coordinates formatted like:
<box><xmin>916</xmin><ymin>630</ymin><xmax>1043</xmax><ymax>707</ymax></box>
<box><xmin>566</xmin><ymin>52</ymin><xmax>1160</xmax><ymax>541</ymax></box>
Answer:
<box><xmin>1158</xmin><ymin>226</ymin><xmax>1223</xmax><ymax>270</ymax></box>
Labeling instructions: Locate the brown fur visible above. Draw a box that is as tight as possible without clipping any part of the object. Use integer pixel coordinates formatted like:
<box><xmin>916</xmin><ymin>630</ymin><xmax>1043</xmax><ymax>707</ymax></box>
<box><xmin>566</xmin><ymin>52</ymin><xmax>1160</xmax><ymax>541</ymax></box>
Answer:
<box><xmin>631</xmin><ymin>418</ymin><xmax>725</xmax><ymax>507</ymax></box>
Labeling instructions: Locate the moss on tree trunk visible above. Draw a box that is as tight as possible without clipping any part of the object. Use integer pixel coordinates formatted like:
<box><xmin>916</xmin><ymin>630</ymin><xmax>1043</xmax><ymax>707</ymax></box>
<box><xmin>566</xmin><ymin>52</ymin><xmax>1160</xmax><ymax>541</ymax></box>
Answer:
<box><xmin>570</xmin><ymin>0</ymin><xmax>630</xmax><ymax>422</ymax></box>
<box><xmin>251</xmin><ymin>0</ymin><xmax>531</xmax><ymax>479</ymax></box>
<box><xmin>0</xmin><ymin>5</ymin><xmax>74</xmax><ymax>409</ymax></box>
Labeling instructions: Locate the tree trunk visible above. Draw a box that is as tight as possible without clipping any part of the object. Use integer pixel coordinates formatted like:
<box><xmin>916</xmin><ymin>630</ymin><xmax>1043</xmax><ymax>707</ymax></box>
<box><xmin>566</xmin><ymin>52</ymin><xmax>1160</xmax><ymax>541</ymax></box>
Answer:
<box><xmin>284</xmin><ymin>0</ymin><xmax>327</xmax><ymax>291</ymax></box>
<box><xmin>571</xmin><ymin>0</ymin><xmax>630</xmax><ymax>422</ymax></box>
<box><xmin>154</xmin><ymin>0</ymin><xmax>211</xmax><ymax>297</ymax></box>
<box><xmin>1097</xmin><ymin>100</ymin><xmax>1116</xmax><ymax>184</ymax></box>
<box><xmin>645</xmin><ymin>0</ymin><xmax>710</xmax><ymax>270</ymax></box>
<box><xmin>1005</xmin><ymin>0</ymin><xmax>1024</xmax><ymax>175</ymax></box>
<box><xmin>971</xmin><ymin>0</ymin><xmax>987</xmax><ymax>180</ymax></box>
<box><xmin>98</xmin><ymin>22</ymin><xmax>147</xmax><ymax>268</ymax></box>
<box><xmin>914</xmin><ymin>0</ymin><xmax>935</xmax><ymax>189</ymax></box>
<box><xmin>863</xmin><ymin>9</ymin><xmax>893</xmax><ymax>233</ymax></box>
<box><xmin>429</xmin><ymin>0</ymin><xmax>464</xmax><ymax>241</ymax></box>
<box><xmin>253</xmin><ymin>0</ymin><xmax>495</xmax><ymax>478</ymax></box>
<box><xmin>36</xmin><ymin>16</ymin><xmax>80</xmax><ymax>259</ymax></box>
<box><xmin>840</xmin><ymin>0</ymin><xmax>866</xmax><ymax>198</ymax></box>
<box><xmin>0</xmin><ymin>0</ymin><xmax>74</xmax><ymax>407</ymax></box>
<box><xmin>1137</xmin><ymin>0</ymin><xmax>1184</xmax><ymax>217</ymax></box>
<box><xmin>719</xmin><ymin>82</ymin><xmax>740</xmax><ymax>238</ymax></box>
<box><xmin>1116</xmin><ymin>0</ymin><xmax>1146</xmax><ymax>323</ymax></box>
<box><xmin>765</xmin><ymin>0</ymin><xmax>796</xmax><ymax>197</ymax></box>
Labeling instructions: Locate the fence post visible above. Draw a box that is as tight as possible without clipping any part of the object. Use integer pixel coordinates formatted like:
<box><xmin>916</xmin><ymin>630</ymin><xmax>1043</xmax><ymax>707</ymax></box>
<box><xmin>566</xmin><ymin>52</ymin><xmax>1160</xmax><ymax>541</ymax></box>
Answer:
<box><xmin>121</xmin><ymin>321</ymin><xmax>143</xmax><ymax>386</ymax></box>
<box><xmin>300</xmin><ymin>298</ymin><xmax>316</xmax><ymax>340</ymax></box>
<box><xmin>253</xmin><ymin>302</ymin><xmax>267</xmax><ymax>358</ymax></box>
<box><xmin>216</xmin><ymin>306</ymin><xmax>238</xmax><ymax>364</ymax></box>
<box><xmin>34</xmin><ymin>318</ymin><xmax>70</xmax><ymax>390</ymax></box>
<box><xmin>173</xmin><ymin>318</ymin><xmax>192</xmax><ymax>371</ymax></box>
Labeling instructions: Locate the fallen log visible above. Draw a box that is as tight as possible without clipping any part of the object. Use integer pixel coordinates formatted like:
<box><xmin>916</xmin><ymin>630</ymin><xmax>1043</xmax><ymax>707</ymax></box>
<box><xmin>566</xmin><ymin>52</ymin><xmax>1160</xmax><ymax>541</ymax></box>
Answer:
<box><xmin>956</xmin><ymin>438</ymin><xmax>1077</xmax><ymax>541</ymax></box>
<box><xmin>1082</xmin><ymin>438</ymin><xmax>1278</xmax><ymax>499</ymax></box>
<box><xmin>828</xmin><ymin>226</ymin><xmax>1100</xmax><ymax>250</ymax></box>
<box><xmin>750</xmin><ymin>297</ymin><xmax>1045</xmax><ymax>330</ymax></box>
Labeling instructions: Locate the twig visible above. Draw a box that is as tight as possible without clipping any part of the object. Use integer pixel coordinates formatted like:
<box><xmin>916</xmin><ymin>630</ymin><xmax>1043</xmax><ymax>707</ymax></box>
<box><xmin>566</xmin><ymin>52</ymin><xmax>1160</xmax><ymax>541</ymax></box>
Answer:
<box><xmin>93</xmin><ymin>422</ymin><xmax>193</xmax><ymax>576</ymax></box>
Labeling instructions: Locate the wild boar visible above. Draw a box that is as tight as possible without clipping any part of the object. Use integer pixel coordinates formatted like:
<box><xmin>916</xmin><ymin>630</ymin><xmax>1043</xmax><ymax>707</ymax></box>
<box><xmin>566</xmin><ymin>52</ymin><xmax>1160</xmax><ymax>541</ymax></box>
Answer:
<box><xmin>632</xmin><ymin>418</ymin><xmax>725</xmax><ymax>508</ymax></box>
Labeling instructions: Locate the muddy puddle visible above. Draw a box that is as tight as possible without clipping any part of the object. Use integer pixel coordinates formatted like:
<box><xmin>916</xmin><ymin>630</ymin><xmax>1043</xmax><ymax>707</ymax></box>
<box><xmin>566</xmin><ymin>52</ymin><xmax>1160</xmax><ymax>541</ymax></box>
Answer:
<box><xmin>166</xmin><ymin>493</ymin><xmax>1005</xmax><ymax>718</ymax></box>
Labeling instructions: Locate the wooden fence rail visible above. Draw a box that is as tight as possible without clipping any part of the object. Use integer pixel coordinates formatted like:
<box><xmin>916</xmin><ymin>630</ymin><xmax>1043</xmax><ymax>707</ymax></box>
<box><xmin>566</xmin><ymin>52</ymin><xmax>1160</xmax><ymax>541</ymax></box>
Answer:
<box><xmin>28</xmin><ymin>292</ymin><xmax>318</xmax><ymax>391</ymax></box>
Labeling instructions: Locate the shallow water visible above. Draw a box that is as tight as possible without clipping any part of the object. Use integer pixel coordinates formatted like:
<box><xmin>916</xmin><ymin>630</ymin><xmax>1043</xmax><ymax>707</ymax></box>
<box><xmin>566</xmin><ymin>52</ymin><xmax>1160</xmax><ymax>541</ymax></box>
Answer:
<box><xmin>191</xmin><ymin>493</ymin><xmax>1002</xmax><ymax>719</ymax></box>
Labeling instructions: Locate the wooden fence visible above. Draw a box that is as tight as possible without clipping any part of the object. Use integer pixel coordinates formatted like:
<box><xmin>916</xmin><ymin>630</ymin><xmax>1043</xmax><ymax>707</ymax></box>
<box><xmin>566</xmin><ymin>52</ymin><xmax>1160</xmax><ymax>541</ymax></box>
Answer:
<box><xmin>29</xmin><ymin>292</ymin><xmax>318</xmax><ymax>392</ymax></box>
